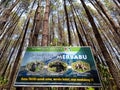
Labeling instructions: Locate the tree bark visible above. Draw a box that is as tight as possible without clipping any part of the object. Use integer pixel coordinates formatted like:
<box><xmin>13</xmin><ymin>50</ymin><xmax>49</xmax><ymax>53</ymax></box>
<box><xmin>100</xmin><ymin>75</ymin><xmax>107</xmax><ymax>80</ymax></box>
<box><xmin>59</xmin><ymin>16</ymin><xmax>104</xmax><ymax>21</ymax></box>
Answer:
<box><xmin>89</xmin><ymin>0</ymin><xmax>120</xmax><ymax>48</ymax></box>
<box><xmin>63</xmin><ymin>0</ymin><xmax>72</xmax><ymax>46</ymax></box>
<box><xmin>68</xmin><ymin>0</ymin><xmax>86</xmax><ymax>46</ymax></box>
<box><xmin>0</xmin><ymin>0</ymin><xmax>19</xmax><ymax>30</ymax></box>
<box><xmin>95</xmin><ymin>0</ymin><xmax>120</xmax><ymax>35</ymax></box>
<box><xmin>80</xmin><ymin>0</ymin><xmax>120</xmax><ymax>89</ymax></box>
<box><xmin>31</xmin><ymin>1</ymin><xmax>41</xmax><ymax>46</ymax></box>
<box><xmin>41</xmin><ymin>0</ymin><xmax>50</xmax><ymax>46</ymax></box>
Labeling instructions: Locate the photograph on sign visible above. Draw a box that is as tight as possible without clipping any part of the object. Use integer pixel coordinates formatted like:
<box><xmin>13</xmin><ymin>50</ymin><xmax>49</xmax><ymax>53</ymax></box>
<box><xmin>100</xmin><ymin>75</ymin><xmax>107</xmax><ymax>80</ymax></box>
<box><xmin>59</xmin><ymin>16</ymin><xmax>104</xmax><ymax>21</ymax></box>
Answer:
<box><xmin>14</xmin><ymin>46</ymin><xmax>102</xmax><ymax>87</ymax></box>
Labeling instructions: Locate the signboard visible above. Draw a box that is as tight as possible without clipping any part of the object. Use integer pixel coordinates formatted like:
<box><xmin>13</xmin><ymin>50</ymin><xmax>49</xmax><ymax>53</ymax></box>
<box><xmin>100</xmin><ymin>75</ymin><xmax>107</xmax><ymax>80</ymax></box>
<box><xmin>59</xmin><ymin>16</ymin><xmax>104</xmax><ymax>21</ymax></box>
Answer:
<box><xmin>14</xmin><ymin>46</ymin><xmax>102</xmax><ymax>87</ymax></box>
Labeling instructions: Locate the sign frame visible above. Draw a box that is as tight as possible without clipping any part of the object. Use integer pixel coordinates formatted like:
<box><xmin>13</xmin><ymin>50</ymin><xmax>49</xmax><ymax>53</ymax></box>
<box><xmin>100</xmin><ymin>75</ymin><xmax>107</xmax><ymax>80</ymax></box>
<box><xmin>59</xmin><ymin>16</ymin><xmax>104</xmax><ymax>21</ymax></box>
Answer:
<box><xmin>14</xmin><ymin>46</ymin><xmax>102</xmax><ymax>87</ymax></box>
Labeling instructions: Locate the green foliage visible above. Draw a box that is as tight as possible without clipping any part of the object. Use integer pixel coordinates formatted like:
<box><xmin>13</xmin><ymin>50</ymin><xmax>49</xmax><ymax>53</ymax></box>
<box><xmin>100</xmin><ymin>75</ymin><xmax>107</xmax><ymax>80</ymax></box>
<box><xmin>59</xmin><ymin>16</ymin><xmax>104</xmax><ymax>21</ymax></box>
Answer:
<box><xmin>50</xmin><ymin>38</ymin><xmax>59</xmax><ymax>46</ymax></box>
<box><xmin>103</xmin><ymin>0</ymin><xmax>112</xmax><ymax>9</ymax></box>
<box><xmin>49</xmin><ymin>38</ymin><xmax>69</xmax><ymax>46</ymax></box>
<box><xmin>99</xmin><ymin>64</ymin><xmax>114</xmax><ymax>87</ymax></box>
<box><xmin>86</xmin><ymin>87</ymin><xmax>95</xmax><ymax>90</ymax></box>
<box><xmin>0</xmin><ymin>76</ymin><xmax>8</xmax><ymax>86</ymax></box>
<box><xmin>53</xmin><ymin>38</ymin><xmax>58</xmax><ymax>43</ymax></box>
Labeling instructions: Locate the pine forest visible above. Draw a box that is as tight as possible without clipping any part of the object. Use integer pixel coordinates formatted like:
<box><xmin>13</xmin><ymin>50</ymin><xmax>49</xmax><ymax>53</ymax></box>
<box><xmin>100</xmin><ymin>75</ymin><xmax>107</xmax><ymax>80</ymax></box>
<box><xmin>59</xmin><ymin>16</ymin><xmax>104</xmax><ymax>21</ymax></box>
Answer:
<box><xmin>0</xmin><ymin>0</ymin><xmax>120</xmax><ymax>90</ymax></box>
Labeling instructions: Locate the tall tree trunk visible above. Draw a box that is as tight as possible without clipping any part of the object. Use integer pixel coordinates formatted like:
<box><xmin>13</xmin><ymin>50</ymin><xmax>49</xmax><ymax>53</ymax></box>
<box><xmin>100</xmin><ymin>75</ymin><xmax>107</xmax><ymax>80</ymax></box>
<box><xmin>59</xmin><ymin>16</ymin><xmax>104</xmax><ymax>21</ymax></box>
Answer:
<box><xmin>112</xmin><ymin>0</ymin><xmax>120</xmax><ymax>9</ymax></box>
<box><xmin>41</xmin><ymin>0</ymin><xmax>50</xmax><ymax>46</ymax></box>
<box><xmin>50</xmin><ymin>14</ymin><xmax>55</xmax><ymax>44</ymax></box>
<box><xmin>80</xmin><ymin>0</ymin><xmax>120</xmax><ymax>89</ymax></box>
<box><xmin>0</xmin><ymin>0</ymin><xmax>19</xmax><ymax>30</ymax></box>
<box><xmin>31</xmin><ymin>1</ymin><xmax>41</xmax><ymax>46</ymax></box>
<box><xmin>58</xmin><ymin>12</ymin><xmax>62</xmax><ymax>44</ymax></box>
<box><xmin>8</xmin><ymin>15</ymin><xmax>30</xmax><ymax>89</ymax></box>
<box><xmin>68</xmin><ymin>0</ymin><xmax>86</xmax><ymax>46</ymax></box>
<box><xmin>89</xmin><ymin>0</ymin><xmax>120</xmax><ymax>48</ymax></box>
<box><xmin>69</xmin><ymin>17</ymin><xmax>78</xmax><ymax>46</ymax></box>
<box><xmin>63</xmin><ymin>0</ymin><xmax>72</xmax><ymax>46</ymax></box>
<box><xmin>95</xmin><ymin>0</ymin><xmax>120</xmax><ymax>35</ymax></box>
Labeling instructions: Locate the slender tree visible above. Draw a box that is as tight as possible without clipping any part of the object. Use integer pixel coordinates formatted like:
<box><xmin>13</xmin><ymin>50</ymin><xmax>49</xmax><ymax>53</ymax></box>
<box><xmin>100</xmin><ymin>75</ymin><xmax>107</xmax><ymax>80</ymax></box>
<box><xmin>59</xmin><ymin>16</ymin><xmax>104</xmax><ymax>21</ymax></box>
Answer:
<box><xmin>63</xmin><ymin>0</ymin><xmax>72</xmax><ymax>45</ymax></box>
<box><xmin>80</xmin><ymin>0</ymin><xmax>120</xmax><ymax>89</ymax></box>
<box><xmin>41</xmin><ymin>0</ymin><xmax>50</xmax><ymax>46</ymax></box>
<box><xmin>0</xmin><ymin>0</ymin><xmax>20</xmax><ymax>30</ymax></box>
<box><xmin>0</xmin><ymin>0</ymin><xmax>120</xmax><ymax>90</ymax></box>
<box><xmin>95</xmin><ymin>0</ymin><xmax>120</xmax><ymax>35</ymax></box>
<box><xmin>29</xmin><ymin>0</ymin><xmax>42</xmax><ymax>46</ymax></box>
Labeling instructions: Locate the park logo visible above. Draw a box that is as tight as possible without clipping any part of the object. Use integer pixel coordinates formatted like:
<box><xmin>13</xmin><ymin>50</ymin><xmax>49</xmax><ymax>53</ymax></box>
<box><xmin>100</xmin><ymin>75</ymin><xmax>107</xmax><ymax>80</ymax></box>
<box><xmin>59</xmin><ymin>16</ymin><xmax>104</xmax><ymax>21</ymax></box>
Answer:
<box><xmin>64</xmin><ymin>47</ymin><xmax>71</xmax><ymax>52</ymax></box>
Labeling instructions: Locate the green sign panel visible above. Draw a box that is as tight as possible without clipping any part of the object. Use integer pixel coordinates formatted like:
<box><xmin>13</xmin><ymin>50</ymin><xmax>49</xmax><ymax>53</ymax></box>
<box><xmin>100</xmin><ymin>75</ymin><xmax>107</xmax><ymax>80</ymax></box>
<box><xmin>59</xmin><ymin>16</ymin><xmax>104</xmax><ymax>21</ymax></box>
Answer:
<box><xmin>14</xmin><ymin>46</ymin><xmax>102</xmax><ymax>87</ymax></box>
